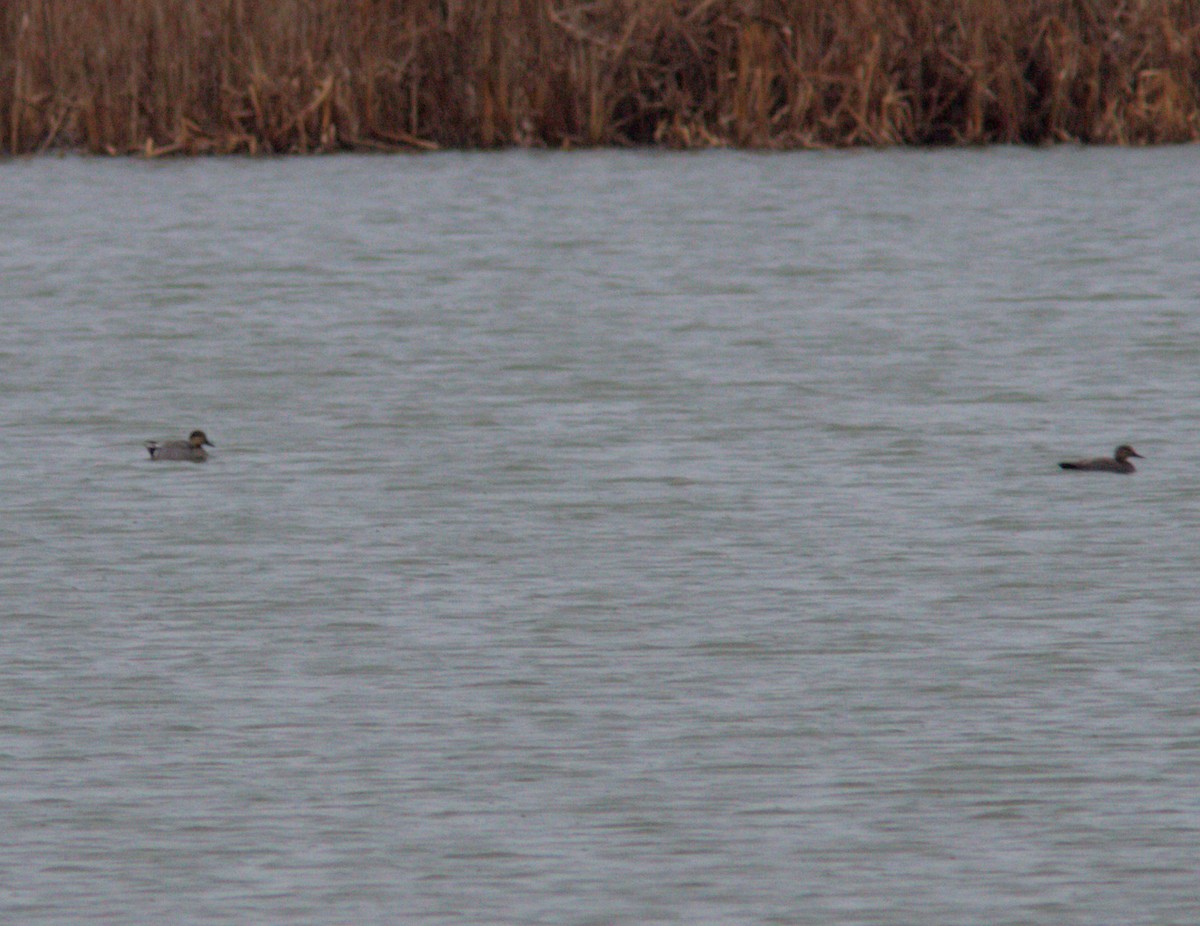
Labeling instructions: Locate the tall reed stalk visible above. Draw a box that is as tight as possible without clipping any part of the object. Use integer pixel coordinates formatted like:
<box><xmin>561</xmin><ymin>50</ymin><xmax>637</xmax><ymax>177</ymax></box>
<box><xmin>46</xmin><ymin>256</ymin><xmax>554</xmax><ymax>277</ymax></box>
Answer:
<box><xmin>2</xmin><ymin>0</ymin><xmax>1198</xmax><ymax>154</ymax></box>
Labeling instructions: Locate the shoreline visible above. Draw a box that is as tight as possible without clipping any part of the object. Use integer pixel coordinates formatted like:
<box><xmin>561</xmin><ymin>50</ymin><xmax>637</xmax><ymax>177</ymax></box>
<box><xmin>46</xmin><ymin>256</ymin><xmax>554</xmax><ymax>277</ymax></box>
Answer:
<box><xmin>4</xmin><ymin>0</ymin><xmax>1198</xmax><ymax>156</ymax></box>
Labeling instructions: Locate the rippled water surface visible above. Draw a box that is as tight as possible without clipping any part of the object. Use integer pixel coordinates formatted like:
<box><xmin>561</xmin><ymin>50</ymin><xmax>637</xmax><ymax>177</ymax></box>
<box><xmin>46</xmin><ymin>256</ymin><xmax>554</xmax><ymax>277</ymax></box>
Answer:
<box><xmin>2</xmin><ymin>148</ymin><xmax>1199</xmax><ymax>924</ymax></box>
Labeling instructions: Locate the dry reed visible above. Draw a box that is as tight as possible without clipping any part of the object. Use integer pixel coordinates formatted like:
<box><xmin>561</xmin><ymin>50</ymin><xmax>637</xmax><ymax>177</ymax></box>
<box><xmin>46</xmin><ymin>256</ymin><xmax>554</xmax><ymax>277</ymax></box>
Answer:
<box><xmin>2</xmin><ymin>0</ymin><xmax>1199</xmax><ymax>154</ymax></box>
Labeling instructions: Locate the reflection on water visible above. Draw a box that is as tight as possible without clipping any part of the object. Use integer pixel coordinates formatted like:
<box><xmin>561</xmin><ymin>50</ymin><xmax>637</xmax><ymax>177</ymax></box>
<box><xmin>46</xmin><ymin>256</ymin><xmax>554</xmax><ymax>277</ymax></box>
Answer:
<box><xmin>2</xmin><ymin>149</ymin><xmax>1199</xmax><ymax>925</ymax></box>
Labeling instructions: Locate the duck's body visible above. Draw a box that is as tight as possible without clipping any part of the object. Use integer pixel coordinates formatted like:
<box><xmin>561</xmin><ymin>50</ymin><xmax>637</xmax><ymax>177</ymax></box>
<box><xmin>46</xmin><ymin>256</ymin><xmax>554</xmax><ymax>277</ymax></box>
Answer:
<box><xmin>1059</xmin><ymin>444</ymin><xmax>1142</xmax><ymax>474</ymax></box>
<box><xmin>145</xmin><ymin>430</ymin><xmax>213</xmax><ymax>462</ymax></box>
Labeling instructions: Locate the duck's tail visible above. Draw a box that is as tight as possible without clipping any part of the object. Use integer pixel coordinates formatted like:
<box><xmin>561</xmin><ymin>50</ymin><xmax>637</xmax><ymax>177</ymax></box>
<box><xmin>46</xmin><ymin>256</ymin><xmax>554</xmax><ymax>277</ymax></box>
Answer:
<box><xmin>1058</xmin><ymin>462</ymin><xmax>1078</xmax><ymax>470</ymax></box>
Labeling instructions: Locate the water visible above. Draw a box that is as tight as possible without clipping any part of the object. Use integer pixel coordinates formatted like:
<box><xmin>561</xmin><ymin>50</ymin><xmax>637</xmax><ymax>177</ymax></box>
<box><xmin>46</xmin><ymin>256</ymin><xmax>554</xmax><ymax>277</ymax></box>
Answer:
<box><xmin>2</xmin><ymin>148</ymin><xmax>1199</xmax><ymax>925</ymax></box>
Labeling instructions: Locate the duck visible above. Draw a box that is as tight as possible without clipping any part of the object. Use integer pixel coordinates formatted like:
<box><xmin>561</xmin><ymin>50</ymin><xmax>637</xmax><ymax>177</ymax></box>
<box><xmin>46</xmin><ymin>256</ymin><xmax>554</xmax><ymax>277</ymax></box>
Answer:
<box><xmin>1058</xmin><ymin>444</ymin><xmax>1142</xmax><ymax>474</ymax></box>
<box><xmin>145</xmin><ymin>430</ymin><xmax>214</xmax><ymax>462</ymax></box>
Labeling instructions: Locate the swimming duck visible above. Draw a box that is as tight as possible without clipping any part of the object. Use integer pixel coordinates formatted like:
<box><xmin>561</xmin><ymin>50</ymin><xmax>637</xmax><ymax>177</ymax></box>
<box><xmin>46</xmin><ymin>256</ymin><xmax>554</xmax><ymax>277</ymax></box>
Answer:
<box><xmin>145</xmin><ymin>430</ymin><xmax>214</xmax><ymax>462</ymax></box>
<box><xmin>1058</xmin><ymin>444</ymin><xmax>1142</xmax><ymax>474</ymax></box>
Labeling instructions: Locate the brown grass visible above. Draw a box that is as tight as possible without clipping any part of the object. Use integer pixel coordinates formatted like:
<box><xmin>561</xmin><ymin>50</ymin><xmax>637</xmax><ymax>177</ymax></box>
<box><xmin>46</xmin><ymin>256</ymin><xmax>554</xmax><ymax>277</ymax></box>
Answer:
<box><xmin>2</xmin><ymin>0</ymin><xmax>1199</xmax><ymax>154</ymax></box>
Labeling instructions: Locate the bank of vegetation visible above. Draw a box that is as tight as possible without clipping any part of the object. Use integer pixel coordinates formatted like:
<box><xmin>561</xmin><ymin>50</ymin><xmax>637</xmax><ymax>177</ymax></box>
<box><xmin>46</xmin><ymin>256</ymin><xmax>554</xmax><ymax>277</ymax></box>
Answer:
<box><xmin>3</xmin><ymin>0</ymin><xmax>1199</xmax><ymax>155</ymax></box>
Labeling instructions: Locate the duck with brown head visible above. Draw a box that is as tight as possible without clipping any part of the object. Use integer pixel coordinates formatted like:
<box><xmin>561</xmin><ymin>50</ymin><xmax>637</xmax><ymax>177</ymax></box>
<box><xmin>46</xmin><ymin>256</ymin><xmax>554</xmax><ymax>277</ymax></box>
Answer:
<box><xmin>145</xmin><ymin>430</ymin><xmax>214</xmax><ymax>462</ymax></box>
<box><xmin>1059</xmin><ymin>444</ymin><xmax>1143</xmax><ymax>474</ymax></box>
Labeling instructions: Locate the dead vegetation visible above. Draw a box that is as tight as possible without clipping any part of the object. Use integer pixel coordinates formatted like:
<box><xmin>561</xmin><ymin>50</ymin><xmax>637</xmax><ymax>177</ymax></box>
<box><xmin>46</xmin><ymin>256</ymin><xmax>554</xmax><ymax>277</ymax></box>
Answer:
<box><xmin>2</xmin><ymin>0</ymin><xmax>1199</xmax><ymax>154</ymax></box>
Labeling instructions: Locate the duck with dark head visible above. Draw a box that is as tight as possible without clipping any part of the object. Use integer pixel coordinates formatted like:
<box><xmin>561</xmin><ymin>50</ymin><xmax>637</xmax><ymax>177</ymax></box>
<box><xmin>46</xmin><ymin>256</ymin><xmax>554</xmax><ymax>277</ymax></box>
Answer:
<box><xmin>145</xmin><ymin>430</ymin><xmax>214</xmax><ymax>463</ymax></box>
<box><xmin>1059</xmin><ymin>444</ymin><xmax>1143</xmax><ymax>474</ymax></box>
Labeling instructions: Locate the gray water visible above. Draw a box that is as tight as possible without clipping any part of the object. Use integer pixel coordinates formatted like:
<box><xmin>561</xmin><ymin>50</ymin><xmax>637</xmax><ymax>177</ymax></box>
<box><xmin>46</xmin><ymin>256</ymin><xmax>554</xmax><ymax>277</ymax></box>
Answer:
<box><xmin>2</xmin><ymin>148</ymin><xmax>1199</xmax><ymax>925</ymax></box>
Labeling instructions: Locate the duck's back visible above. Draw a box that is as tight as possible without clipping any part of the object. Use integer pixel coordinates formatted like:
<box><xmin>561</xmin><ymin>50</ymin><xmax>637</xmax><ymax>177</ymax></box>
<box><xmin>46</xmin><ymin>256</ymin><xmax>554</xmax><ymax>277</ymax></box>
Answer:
<box><xmin>145</xmin><ymin>440</ymin><xmax>207</xmax><ymax>462</ymax></box>
<box><xmin>1058</xmin><ymin>457</ymin><xmax>1133</xmax><ymax>473</ymax></box>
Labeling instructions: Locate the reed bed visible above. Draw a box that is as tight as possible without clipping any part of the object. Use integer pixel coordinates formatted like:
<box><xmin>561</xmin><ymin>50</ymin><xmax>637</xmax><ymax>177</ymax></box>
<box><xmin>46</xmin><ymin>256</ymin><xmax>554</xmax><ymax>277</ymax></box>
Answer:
<box><xmin>3</xmin><ymin>0</ymin><xmax>1199</xmax><ymax>154</ymax></box>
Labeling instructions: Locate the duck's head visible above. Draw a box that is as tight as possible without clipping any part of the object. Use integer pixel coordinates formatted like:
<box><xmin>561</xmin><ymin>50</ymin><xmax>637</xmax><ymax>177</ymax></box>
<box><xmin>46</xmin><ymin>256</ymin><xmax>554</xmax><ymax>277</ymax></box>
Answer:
<box><xmin>1114</xmin><ymin>444</ymin><xmax>1142</xmax><ymax>461</ymax></box>
<box><xmin>189</xmin><ymin>430</ymin><xmax>214</xmax><ymax>448</ymax></box>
